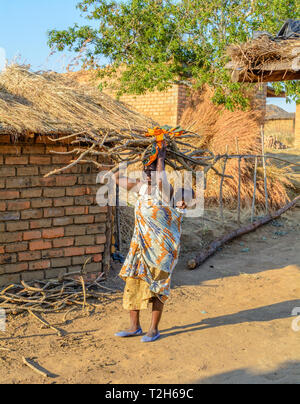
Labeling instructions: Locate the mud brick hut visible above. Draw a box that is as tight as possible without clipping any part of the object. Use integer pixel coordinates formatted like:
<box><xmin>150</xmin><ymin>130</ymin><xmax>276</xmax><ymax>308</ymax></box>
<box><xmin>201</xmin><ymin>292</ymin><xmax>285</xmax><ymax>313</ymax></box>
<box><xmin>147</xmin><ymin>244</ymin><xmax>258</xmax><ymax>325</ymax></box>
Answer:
<box><xmin>0</xmin><ymin>65</ymin><xmax>153</xmax><ymax>287</ymax></box>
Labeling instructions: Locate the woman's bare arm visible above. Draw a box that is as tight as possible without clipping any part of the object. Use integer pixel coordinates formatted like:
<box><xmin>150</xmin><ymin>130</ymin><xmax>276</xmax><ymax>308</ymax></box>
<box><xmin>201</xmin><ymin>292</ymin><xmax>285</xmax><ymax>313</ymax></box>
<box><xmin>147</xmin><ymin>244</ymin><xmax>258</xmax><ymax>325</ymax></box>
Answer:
<box><xmin>156</xmin><ymin>143</ymin><xmax>173</xmax><ymax>203</ymax></box>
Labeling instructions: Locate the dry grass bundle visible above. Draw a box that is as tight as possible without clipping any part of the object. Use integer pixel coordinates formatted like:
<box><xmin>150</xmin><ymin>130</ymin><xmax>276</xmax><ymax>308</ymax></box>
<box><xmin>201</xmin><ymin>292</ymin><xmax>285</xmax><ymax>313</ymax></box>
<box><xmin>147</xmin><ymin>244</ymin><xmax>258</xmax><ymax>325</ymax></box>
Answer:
<box><xmin>0</xmin><ymin>64</ymin><xmax>155</xmax><ymax>136</ymax></box>
<box><xmin>227</xmin><ymin>36</ymin><xmax>300</xmax><ymax>75</ymax></box>
<box><xmin>180</xmin><ymin>86</ymin><xmax>293</xmax><ymax>209</ymax></box>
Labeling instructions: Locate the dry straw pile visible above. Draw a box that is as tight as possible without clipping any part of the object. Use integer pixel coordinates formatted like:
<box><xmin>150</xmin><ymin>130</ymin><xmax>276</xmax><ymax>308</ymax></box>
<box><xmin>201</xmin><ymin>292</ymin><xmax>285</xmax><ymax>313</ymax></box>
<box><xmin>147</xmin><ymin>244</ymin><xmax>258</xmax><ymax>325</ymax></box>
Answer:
<box><xmin>180</xmin><ymin>86</ymin><xmax>293</xmax><ymax>209</ymax></box>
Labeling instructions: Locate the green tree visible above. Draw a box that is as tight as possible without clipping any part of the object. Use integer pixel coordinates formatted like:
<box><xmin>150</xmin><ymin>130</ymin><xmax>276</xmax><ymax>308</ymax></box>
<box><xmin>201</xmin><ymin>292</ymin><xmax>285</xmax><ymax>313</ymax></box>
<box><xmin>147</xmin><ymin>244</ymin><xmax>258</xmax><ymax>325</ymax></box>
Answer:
<box><xmin>48</xmin><ymin>0</ymin><xmax>300</xmax><ymax>109</ymax></box>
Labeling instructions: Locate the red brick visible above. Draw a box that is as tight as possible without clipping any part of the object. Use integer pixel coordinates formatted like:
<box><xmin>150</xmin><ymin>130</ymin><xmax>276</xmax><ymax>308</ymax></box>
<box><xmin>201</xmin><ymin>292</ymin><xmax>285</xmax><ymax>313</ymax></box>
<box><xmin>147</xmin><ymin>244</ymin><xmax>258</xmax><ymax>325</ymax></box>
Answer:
<box><xmin>0</xmin><ymin>135</ymin><xmax>11</xmax><ymax>143</ymax></box>
<box><xmin>22</xmin><ymin>145</ymin><xmax>45</xmax><ymax>154</ymax></box>
<box><xmin>89</xmin><ymin>205</ymin><xmax>108</xmax><ymax>214</ymax></box>
<box><xmin>66</xmin><ymin>186</ymin><xmax>87</xmax><ymax>196</ymax></box>
<box><xmin>19</xmin><ymin>251</ymin><xmax>41</xmax><ymax>261</ymax></box>
<box><xmin>21</xmin><ymin>270</ymin><xmax>45</xmax><ymax>282</ymax></box>
<box><xmin>75</xmin><ymin>235</ymin><xmax>95</xmax><ymax>246</ymax></box>
<box><xmin>86</xmin><ymin>245</ymin><xmax>104</xmax><ymax>254</ymax></box>
<box><xmin>0</xmin><ymin>156</ymin><xmax>3</xmax><ymax>165</ymax></box>
<box><xmin>64</xmin><ymin>247</ymin><xmax>85</xmax><ymax>257</ymax></box>
<box><xmin>44</xmin><ymin>207</ymin><xmax>64</xmax><ymax>218</ymax></box>
<box><xmin>53</xmin><ymin>197</ymin><xmax>74</xmax><ymax>207</ymax></box>
<box><xmin>7</xmin><ymin>200</ymin><xmax>30</xmax><ymax>211</ymax></box>
<box><xmin>0</xmin><ymin>246</ymin><xmax>4</xmax><ymax>254</ymax></box>
<box><xmin>0</xmin><ymin>202</ymin><xmax>5</xmax><ymax>211</ymax></box>
<box><xmin>86</xmin><ymin>224</ymin><xmax>106</xmax><ymax>235</ymax></box>
<box><xmin>23</xmin><ymin>230</ymin><xmax>42</xmax><ymax>241</ymax></box>
<box><xmin>0</xmin><ymin>145</ymin><xmax>21</xmax><ymax>154</ymax></box>
<box><xmin>30</xmin><ymin>176</ymin><xmax>56</xmax><ymax>187</ymax></box>
<box><xmin>0</xmin><ymin>190</ymin><xmax>19</xmax><ymax>200</ymax></box>
<box><xmin>21</xmin><ymin>209</ymin><xmax>42</xmax><ymax>220</ymax></box>
<box><xmin>78</xmin><ymin>175</ymin><xmax>97</xmax><ymax>185</ymax></box>
<box><xmin>0</xmin><ymin>211</ymin><xmax>20</xmax><ymax>222</ymax></box>
<box><xmin>5</xmin><ymin>156</ymin><xmax>28</xmax><ymax>165</ymax></box>
<box><xmin>42</xmin><ymin>228</ymin><xmax>64</xmax><ymax>239</ymax></box>
<box><xmin>56</xmin><ymin>176</ymin><xmax>77</xmax><ymax>187</ymax></box>
<box><xmin>65</xmin><ymin>206</ymin><xmax>85</xmax><ymax>216</ymax></box>
<box><xmin>0</xmin><ymin>273</ymin><xmax>21</xmax><ymax>286</ymax></box>
<box><xmin>51</xmin><ymin>257</ymin><xmax>71</xmax><ymax>268</ymax></box>
<box><xmin>74</xmin><ymin>215</ymin><xmax>94</xmax><ymax>224</ymax></box>
<box><xmin>17</xmin><ymin>166</ymin><xmax>39</xmax><ymax>176</ymax></box>
<box><xmin>29</xmin><ymin>155</ymin><xmax>51</xmax><ymax>165</ymax></box>
<box><xmin>43</xmin><ymin>188</ymin><xmax>65</xmax><ymax>198</ymax></box>
<box><xmin>93</xmin><ymin>254</ymin><xmax>103</xmax><ymax>263</ymax></box>
<box><xmin>0</xmin><ymin>253</ymin><xmax>17</xmax><ymax>265</ymax></box>
<box><xmin>2</xmin><ymin>262</ymin><xmax>28</xmax><ymax>274</ymax></box>
<box><xmin>6</xmin><ymin>177</ymin><xmax>32</xmax><ymax>189</ymax></box>
<box><xmin>95</xmin><ymin>214</ymin><xmax>107</xmax><ymax>223</ymax></box>
<box><xmin>53</xmin><ymin>217</ymin><xmax>73</xmax><ymax>226</ymax></box>
<box><xmin>29</xmin><ymin>260</ymin><xmax>51</xmax><ymax>271</ymax></box>
<box><xmin>6</xmin><ymin>221</ymin><xmax>29</xmax><ymax>232</ymax></box>
<box><xmin>65</xmin><ymin>225</ymin><xmax>86</xmax><ymax>236</ymax></box>
<box><xmin>21</xmin><ymin>188</ymin><xmax>42</xmax><ymax>198</ymax></box>
<box><xmin>52</xmin><ymin>155</ymin><xmax>72</xmax><ymax>164</ymax></box>
<box><xmin>53</xmin><ymin>237</ymin><xmax>74</xmax><ymax>248</ymax></box>
<box><xmin>96</xmin><ymin>235</ymin><xmax>107</xmax><ymax>244</ymax></box>
<box><xmin>74</xmin><ymin>196</ymin><xmax>94</xmax><ymax>206</ymax></box>
<box><xmin>0</xmin><ymin>167</ymin><xmax>16</xmax><ymax>176</ymax></box>
<box><xmin>42</xmin><ymin>249</ymin><xmax>64</xmax><ymax>259</ymax></box>
<box><xmin>29</xmin><ymin>240</ymin><xmax>52</xmax><ymax>251</ymax></box>
<box><xmin>46</xmin><ymin>145</ymin><xmax>68</xmax><ymax>154</ymax></box>
<box><xmin>6</xmin><ymin>242</ymin><xmax>28</xmax><ymax>253</ymax></box>
<box><xmin>30</xmin><ymin>219</ymin><xmax>52</xmax><ymax>229</ymax></box>
<box><xmin>31</xmin><ymin>199</ymin><xmax>52</xmax><ymax>208</ymax></box>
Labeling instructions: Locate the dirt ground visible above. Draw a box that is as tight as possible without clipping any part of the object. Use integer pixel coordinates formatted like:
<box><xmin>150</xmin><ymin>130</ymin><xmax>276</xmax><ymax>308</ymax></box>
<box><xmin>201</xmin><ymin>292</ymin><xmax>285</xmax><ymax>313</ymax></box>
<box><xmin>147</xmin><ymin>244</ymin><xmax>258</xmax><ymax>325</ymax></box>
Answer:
<box><xmin>0</xmin><ymin>204</ymin><xmax>299</xmax><ymax>384</ymax></box>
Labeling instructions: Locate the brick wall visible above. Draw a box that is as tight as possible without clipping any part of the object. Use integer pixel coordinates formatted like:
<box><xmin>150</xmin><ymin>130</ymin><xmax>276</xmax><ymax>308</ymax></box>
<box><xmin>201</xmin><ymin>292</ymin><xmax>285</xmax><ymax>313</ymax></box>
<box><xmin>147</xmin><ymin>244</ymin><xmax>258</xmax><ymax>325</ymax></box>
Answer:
<box><xmin>107</xmin><ymin>84</ymin><xmax>188</xmax><ymax>127</ymax></box>
<box><xmin>0</xmin><ymin>135</ymin><xmax>109</xmax><ymax>286</ymax></box>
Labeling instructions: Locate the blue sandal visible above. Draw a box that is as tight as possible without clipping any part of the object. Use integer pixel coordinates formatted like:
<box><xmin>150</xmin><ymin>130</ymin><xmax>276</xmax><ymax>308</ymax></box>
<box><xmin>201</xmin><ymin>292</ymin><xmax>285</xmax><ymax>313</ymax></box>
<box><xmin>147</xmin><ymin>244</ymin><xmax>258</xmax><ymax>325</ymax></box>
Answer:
<box><xmin>115</xmin><ymin>328</ymin><xmax>143</xmax><ymax>338</ymax></box>
<box><xmin>141</xmin><ymin>333</ymin><xmax>161</xmax><ymax>343</ymax></box>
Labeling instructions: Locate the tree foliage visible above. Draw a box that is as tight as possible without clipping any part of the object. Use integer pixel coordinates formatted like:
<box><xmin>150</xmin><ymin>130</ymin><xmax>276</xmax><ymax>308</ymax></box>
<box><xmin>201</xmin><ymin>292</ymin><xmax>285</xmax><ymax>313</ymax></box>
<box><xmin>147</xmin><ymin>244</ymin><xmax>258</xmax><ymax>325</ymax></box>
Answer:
<box><xmin>48</xmin><ymin>0</ymin><xmax>300</xmax><ymax>109</ymax></box>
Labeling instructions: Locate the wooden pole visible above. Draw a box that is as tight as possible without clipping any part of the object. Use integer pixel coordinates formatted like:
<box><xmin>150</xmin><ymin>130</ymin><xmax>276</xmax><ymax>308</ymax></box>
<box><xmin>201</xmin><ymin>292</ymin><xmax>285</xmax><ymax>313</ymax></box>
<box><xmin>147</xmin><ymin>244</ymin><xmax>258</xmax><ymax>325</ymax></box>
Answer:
<box><xmin>261</xmin><ymin>125</ymin><xmax>269</xmax><ymax>214</ymax></box>
<box><xmin>219</xmin><ymin>147</ymin><xmax>229</xmax><ymax>225</ymax></box>
<box><xmin>188</xmin><ymin>195</ymin><xmax>300</xmax><ymax>270</ymax></box>
<box><xmin>235</xmin><ymin>138</ymin><xmax>241</xmax><ymax>226</ymax></box>
<box><xmin>251</xmin><ymin>156</ymin><xmax>258</xmax><ymax>223</ymax></box>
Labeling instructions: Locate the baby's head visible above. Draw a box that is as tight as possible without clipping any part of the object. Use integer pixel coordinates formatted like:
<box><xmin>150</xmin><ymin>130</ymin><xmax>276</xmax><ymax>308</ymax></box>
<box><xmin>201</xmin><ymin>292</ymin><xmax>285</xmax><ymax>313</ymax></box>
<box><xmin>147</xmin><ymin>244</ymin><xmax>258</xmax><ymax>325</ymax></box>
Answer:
<box><xmin>174</xmin><ymin>187</ymin><xmax>195</xmax><ymax>209</ymax></box>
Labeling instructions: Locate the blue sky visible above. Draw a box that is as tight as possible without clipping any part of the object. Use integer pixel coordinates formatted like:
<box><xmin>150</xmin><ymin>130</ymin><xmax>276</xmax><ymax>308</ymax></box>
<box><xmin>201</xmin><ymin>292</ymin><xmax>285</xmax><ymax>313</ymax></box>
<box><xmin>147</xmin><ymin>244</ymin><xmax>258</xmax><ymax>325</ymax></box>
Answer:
<box><xmin>0</xmin><ymin>0</ymin><xmax>296</xmax><ymax>112</ymax></box>
<box><xmin>0</xmin><ymin>0</ymin><xmax>90</xmax><ymax>72</ymax></box>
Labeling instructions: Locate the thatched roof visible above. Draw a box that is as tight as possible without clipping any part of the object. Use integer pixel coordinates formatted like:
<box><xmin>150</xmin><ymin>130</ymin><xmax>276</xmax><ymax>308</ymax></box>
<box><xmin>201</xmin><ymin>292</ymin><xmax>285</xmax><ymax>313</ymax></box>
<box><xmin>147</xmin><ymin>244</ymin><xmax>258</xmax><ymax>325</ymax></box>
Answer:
<box><xmin>226</xmin><ymin>36</ymin><xmax>300</xmax><ymax>83</ymax></box>
<box><xmin>0</xmin><ymin>65</ymin><xmax>155</xmax><ymax>137</ymax></box>
<box><xmin>265</xmin><ymin>104</ymin><xmax>295</xmax><ymax>121</ymax></box>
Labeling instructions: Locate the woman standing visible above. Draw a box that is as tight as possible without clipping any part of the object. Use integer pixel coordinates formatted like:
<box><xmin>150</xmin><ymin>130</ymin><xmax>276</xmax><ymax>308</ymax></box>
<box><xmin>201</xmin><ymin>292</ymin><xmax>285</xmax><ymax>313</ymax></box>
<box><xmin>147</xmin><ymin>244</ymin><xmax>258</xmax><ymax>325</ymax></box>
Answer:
<box><xmin>114</xmin><ymin>142</ymin><xmax>192</xmax><ymax>342</ymax></box>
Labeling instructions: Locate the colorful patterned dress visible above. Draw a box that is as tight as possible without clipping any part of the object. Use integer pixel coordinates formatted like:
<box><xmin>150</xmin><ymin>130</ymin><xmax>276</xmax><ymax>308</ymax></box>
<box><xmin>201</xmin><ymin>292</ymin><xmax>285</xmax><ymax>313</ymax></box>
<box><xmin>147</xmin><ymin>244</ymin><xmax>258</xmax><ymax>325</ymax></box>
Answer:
<box><xmin>119</xmin><ymin>183</ymin><xmax>184</xmax><ymax>309</ymax></box>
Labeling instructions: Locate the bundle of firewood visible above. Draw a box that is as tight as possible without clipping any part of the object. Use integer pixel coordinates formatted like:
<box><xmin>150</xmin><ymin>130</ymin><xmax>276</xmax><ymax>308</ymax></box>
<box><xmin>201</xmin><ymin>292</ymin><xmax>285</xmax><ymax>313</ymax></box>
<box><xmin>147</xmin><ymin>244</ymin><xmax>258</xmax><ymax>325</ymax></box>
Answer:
<box><xmin>45</xmin><ymin>126</ymin><xmax>230</xmax><ymax>179</ymax></box>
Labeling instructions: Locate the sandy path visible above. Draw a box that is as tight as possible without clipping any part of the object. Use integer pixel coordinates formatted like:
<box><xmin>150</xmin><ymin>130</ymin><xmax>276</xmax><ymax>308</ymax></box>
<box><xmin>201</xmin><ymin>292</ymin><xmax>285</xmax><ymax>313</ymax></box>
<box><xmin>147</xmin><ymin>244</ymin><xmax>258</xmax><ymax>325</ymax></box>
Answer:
<box><xmin>0</xmin><ymin>211</ymin><xmax>299</xmax><ymax>384</ymax></box>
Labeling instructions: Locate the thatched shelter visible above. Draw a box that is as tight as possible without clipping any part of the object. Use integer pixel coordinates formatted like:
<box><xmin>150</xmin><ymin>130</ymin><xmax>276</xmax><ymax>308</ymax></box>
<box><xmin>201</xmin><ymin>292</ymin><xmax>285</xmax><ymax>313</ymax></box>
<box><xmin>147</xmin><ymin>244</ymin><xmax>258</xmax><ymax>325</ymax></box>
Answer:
<box><xmin>226</xmin><ymin>36</ymin><xmax>300</xmax><ymax>83</ymax></box>
<box><xmin>0</xmin><ymin>65</ymin><xmax>154</xmax><ymax>287</ymax></box>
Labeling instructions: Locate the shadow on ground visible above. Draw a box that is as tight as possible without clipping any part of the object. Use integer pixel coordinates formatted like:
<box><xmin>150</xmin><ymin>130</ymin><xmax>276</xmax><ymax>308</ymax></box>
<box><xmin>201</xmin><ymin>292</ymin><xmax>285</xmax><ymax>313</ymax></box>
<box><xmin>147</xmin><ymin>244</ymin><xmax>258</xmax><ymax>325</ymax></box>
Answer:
<box><xmin>195</xmin><ymin>360</ymin><xmax>300</xmax><ymax>384</ymax></box>
<box><xmin>159</xmin><ymin>299</ymin><xmax>300</xmax><ymax>339</ymax></box>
